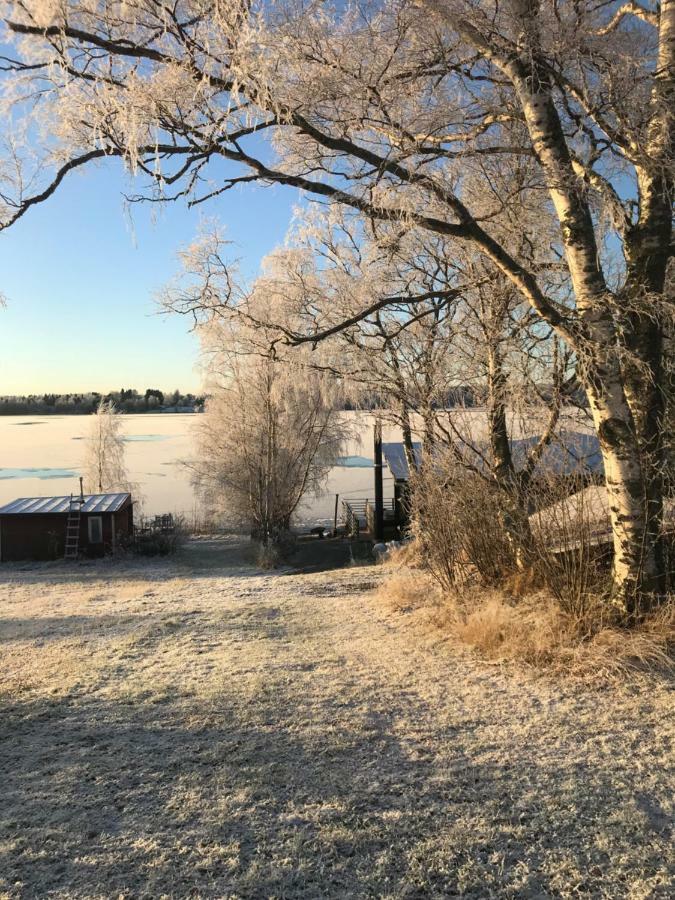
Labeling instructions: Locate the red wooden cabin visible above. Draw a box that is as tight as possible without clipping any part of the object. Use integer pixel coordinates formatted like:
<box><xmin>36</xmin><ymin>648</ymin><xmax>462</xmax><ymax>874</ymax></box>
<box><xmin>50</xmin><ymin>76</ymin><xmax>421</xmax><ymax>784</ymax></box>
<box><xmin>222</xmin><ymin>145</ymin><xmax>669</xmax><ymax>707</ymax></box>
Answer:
<box><xmin>0</xmin><ymin>493</ymin><xmax>133</xmax><ymax>561</ymax></box>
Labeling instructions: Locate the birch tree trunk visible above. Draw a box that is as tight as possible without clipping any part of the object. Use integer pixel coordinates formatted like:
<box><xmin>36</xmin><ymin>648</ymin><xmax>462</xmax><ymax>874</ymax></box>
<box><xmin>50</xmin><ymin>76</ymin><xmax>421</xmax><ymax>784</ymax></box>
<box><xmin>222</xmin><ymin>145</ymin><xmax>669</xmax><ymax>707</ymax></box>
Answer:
<box><xmin>387</xmin><ymin>348</ymin><xmax>418</xmax><ymax>468</ymax></box>
<box><xmin>619</xmin><ymin>0</ymin><xmax>675</xmax><ymax>594</ymax></box>
<box><xmin>485</xmin><ymin>339</ymin><xmax>535</xmax><ymax>567</ymax></box>
<box><xmin>478</xmin><ymin>0</ymin><xmax>664</xmax><ymax>606</ymax></box>
<box><xmin>400</xmin><ymin>402</ymin><xmax>417</xmax><ymax>469</ymax></box>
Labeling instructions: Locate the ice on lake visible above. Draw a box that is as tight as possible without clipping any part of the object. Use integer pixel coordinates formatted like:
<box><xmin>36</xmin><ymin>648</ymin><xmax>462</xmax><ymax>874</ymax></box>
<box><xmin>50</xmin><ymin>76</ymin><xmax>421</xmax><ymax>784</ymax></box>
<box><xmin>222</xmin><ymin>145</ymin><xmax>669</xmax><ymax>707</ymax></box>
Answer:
<box><xmin>0</xmin><ymin>412</ymin><xmax>397</xmax><ymax>522</ymax></box>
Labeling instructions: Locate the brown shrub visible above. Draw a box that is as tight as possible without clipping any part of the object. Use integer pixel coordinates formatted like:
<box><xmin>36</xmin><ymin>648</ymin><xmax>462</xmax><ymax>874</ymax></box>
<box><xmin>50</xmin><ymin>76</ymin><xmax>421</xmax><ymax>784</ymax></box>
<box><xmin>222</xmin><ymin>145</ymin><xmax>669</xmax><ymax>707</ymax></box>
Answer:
<box><xmin>528</xmin><ymin>479</ymin><xmax>613</xmax><ymax>617</ymax></box>
<box><xmin>396</xmin><ymin>448</ymin><xmax>674</xmax><ymax>678</ymax></box>
<box><xmin>409</xmin><ymin>463</ymin><xmax>516</xmax><ymax>590</ymax></box>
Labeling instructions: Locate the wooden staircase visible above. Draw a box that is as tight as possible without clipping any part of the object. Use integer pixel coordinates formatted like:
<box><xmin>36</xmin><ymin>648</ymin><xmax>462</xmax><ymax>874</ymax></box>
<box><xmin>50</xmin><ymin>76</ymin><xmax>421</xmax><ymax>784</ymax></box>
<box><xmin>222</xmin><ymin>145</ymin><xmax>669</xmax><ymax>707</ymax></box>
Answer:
<box><xmin>64</xmin><ymin>494</ymin><xmax>84</xmax><ymax>560</ymax></box>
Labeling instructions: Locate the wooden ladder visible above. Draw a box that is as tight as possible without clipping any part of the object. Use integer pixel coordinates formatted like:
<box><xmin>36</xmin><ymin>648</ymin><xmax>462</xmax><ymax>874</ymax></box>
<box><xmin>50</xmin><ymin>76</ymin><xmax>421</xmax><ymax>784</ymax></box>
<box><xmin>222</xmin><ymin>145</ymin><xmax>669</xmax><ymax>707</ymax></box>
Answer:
<box><xmin>64</xmin><ymin>494</ymin><xmax>83</xmax><ymax>560</ymax></box>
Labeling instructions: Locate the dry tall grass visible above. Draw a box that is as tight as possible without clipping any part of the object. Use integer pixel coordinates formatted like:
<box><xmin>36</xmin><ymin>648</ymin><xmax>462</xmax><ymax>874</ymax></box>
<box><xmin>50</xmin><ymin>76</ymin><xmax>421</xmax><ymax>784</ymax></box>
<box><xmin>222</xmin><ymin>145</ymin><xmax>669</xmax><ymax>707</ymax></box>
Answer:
<box><xmin>377</xmin><ymin>572</ymin><xmax>675</xmax><ymax>681</ymax></box>
<box><xmin>448</xmin><ymin>589</ymin><xmax>675</xmax><ymax>680</ymax></box>
<box><xmin>375</xmin><ymin>568</ymin><xmax>440</xmax><ymax>612</ymax></box>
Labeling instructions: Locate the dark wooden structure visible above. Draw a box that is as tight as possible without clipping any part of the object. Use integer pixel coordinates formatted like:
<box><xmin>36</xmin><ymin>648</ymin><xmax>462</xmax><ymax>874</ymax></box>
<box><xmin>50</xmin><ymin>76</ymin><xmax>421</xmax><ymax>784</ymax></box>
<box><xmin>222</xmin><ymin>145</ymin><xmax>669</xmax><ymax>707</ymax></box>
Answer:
<box><xmin>381</xmin><ymin>441</ymin><xmax>421</xmax><ymax>535</ymax></box>
<box><xmin>0</xmin><ymin>493</ymin><xmax>133</xmax><ymax>561</ymax></box>
<box><xmin>340</xmin><ymin>434</ymin><xmax>421</xmax><ymax>540</ymax></box>
<box><xmin>373</xmin><ymin>420</ymin><xmax>385</xmax><ymax>540</ymax></box>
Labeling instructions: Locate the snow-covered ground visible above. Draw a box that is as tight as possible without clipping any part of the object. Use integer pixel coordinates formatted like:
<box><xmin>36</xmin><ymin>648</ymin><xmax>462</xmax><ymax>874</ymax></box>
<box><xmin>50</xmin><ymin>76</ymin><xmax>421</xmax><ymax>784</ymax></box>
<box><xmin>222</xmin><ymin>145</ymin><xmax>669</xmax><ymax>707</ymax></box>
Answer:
<box><xmin>1</xmin><ymin>538</ymin><xmax>672</xmax><ymax>897</ymax></box>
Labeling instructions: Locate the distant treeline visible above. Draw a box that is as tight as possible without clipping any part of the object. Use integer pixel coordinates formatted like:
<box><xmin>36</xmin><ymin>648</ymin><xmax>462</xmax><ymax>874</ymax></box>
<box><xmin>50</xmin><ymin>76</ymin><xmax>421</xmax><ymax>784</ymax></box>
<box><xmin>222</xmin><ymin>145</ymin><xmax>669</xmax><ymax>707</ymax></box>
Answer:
<box><xmin>2</xmin><ymin>384</ymin><xmax>587</xmax><ymax>416</ymax></box>
<box><xmin>343</xmin><ymin>385</ymin><xmax>588</xmax><ymax>411</ymax></box>
<box><xmin>342</xmin><ymin>386</ymin><xmax>480</xmax><ymax>411</ymax></box>
<box><xmin>0</xmin><ymin>388</ymin><xmax>205</xmax><ymax>415</ymax></box>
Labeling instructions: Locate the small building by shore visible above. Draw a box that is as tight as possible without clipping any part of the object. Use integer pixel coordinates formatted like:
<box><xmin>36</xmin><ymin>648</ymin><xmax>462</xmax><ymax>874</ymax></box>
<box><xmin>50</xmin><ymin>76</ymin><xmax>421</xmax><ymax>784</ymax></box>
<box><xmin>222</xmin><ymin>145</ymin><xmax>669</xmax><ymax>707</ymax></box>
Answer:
<box><xmin>0</xmin><ymin>493</ymin><xmax>133</xmax><ymax>561</ymax></box>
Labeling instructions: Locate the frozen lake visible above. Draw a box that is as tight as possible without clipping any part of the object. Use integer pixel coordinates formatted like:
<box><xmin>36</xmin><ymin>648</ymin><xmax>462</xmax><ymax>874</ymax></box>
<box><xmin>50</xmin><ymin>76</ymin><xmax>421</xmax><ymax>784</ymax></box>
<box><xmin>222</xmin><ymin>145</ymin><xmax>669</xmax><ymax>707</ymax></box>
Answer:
<box><xmin>0</xmin><ymin>412</ymin><xmax>400</xmax><ymax>526</ymax></box>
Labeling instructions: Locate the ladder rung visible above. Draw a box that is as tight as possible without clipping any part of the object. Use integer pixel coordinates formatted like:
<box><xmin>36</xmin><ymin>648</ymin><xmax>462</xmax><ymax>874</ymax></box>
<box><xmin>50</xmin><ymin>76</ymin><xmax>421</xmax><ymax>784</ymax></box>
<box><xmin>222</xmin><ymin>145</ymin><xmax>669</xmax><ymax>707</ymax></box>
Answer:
<box><xmin>64</xmin><ymin>492</ymin><xmax>81</xmax><ymax>558</ymax></box>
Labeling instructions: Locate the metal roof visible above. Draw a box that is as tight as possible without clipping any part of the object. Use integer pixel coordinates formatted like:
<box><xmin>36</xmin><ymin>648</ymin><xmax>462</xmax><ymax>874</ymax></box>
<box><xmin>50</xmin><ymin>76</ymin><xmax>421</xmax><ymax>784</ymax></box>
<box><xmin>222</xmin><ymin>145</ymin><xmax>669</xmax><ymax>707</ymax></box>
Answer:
<box><xmin>0</xmin><ymin>493</ymin><xmax>131</xmax><ymax>515</ymax></box>
<box><xmin>511</xmin><ymin>432</ymin><xmax>603</xmax><ymax>476</ymax></box>
<box><xmin>382</xmin><ymin>443</ymin><xmax>422</xmax><ymax>482</ymax></box>
<box><xmin>382</xmin><ymin>432</ymin><xmax>602</xmax><ymax>482</ymax></box>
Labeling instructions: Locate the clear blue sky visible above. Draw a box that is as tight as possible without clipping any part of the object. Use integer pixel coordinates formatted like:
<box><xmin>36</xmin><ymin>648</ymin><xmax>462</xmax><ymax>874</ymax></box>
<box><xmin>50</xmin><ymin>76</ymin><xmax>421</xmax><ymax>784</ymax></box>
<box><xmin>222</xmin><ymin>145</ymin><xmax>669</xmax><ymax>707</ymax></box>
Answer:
<box><xmin>0</xmin><ymin>158</ymin><xmax>297</xmax><ymax>395</ymax></box>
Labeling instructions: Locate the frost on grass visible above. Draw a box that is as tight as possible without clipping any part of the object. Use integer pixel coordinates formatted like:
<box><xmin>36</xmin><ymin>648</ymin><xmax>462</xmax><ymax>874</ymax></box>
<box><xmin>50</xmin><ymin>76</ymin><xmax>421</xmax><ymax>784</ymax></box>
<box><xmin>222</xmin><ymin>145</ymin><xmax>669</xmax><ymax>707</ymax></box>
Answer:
<box><xmin>0</xmin><ymin>538</ymin><xmax>673</xmax><ymax>898</ymax></box>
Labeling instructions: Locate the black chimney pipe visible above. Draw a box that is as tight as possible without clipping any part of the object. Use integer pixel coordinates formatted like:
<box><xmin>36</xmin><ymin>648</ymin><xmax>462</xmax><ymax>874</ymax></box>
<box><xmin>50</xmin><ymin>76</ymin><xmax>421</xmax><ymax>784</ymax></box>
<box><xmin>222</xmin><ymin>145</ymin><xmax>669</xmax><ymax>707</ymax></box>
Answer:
<box><xmin>374</xmin><ymin>418</ymin><xmax>384</xmax><ymax>541</ymax></box>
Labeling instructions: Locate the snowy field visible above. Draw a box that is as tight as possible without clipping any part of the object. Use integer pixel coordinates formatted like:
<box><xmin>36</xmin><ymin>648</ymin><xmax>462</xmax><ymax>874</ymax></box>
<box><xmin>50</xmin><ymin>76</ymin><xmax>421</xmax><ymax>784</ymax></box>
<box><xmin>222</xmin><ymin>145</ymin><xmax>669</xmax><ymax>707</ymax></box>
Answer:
<box><xmin>0</xmin><ymin>537</ymin><xmax>673</xmax><ymax>898</ymax></box>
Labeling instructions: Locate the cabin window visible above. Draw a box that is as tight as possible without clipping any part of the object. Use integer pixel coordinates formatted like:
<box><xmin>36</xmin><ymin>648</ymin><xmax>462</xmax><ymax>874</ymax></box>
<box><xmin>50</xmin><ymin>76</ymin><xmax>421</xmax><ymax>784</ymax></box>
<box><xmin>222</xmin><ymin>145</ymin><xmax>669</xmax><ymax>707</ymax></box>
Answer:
<box><xmin>88</xmin><ymin>516</ymin><xmax>103</xmax><ymax>544</ymax></box>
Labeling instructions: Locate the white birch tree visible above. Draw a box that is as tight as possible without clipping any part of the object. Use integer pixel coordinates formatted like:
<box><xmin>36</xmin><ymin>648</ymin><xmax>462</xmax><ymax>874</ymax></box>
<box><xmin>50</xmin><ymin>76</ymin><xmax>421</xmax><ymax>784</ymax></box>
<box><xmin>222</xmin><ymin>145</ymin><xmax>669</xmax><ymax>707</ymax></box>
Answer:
<box><xmin>82</xmin><ymin>399</ymin><xmax>129</xmax><ymax>494</ymax></box>
<box><xmin>192</xmin><ymin>316</ymin><xmax>346</xmax><ymax>543</ymax></box>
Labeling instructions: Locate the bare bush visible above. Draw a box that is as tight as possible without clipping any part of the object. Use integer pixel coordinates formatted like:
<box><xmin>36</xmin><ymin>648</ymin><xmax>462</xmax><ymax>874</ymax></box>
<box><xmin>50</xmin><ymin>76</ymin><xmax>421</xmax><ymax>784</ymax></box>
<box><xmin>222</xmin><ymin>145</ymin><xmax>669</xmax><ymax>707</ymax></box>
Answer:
<box><xmin>529</xmin><ymin>478</ymin><xmax>613</xmax><ymax>623</ymax></box>
<box><xmin>395</xmin><ymin>445</ymin><xmax>675</xmax><ymax>675</ymax></box>
<box><xmin>134</xmin><ymin>519</ymin><xmax>187</xmax><ymax>557</ymax></box>
<box><xmin>409</xmin><ymin>435</ymin><xmax>614</xmax><ymax>608</ymax></box>
<box><xmin>409</xmin><ymin>458</ymin><xmax>516</xmax><ymax>591</ymax></box>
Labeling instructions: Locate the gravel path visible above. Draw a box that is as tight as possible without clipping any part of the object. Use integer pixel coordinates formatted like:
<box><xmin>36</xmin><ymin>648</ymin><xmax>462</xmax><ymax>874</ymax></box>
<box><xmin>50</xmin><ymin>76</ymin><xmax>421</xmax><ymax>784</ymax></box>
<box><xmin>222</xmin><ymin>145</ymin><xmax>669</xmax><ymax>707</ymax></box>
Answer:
<box><xmin>0</xmin><ymin>538</ymin><xmax>673</xmax><ymax>898</ymax></box>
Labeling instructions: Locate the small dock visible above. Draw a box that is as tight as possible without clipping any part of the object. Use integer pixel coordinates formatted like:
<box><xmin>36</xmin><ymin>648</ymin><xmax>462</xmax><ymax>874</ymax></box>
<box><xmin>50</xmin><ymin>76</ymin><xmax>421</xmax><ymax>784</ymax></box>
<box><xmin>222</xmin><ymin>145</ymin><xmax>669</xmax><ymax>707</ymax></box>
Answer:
<box><xmin>342</xmin><ymin>497</ymin><xmax>398</xmax><ymax>540</ymax></box>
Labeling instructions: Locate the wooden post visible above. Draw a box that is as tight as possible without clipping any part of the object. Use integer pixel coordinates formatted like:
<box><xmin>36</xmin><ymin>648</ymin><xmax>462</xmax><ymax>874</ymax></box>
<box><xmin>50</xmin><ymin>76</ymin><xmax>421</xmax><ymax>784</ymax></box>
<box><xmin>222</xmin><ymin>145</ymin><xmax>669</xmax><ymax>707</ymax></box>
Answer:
<box><xmin>374</xmin><ymin>418</ymin><xmax>384</xmax><ymax>541</ymax></box>
<box><xmin>333</xmin><ymin>493</ymin><xmax>339</xmax><ymax>536</ymax></box>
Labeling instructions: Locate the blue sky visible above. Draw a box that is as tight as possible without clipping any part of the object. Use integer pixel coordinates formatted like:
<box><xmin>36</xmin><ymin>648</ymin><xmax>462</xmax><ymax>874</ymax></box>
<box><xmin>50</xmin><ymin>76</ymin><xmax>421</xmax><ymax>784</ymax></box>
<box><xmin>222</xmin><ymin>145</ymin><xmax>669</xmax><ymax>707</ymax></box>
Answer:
<box><xmin>0</xmin><ymin>158</ymin><xmax>297</xmax><ymax>395</ymax></box>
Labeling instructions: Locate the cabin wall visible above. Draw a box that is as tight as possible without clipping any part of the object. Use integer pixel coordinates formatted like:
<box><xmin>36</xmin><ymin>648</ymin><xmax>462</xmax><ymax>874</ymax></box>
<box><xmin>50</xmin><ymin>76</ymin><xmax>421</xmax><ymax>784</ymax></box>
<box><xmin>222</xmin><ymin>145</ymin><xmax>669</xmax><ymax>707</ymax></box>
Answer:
<box><xmin>1</xmin><ymin>514</ymin><xmax>64</xmax><ymax>561</ymax></box>
<box><xmin>112</xmin><ymin>504</ymin><xmax>134</xmax><ymax>549</ymax></box>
